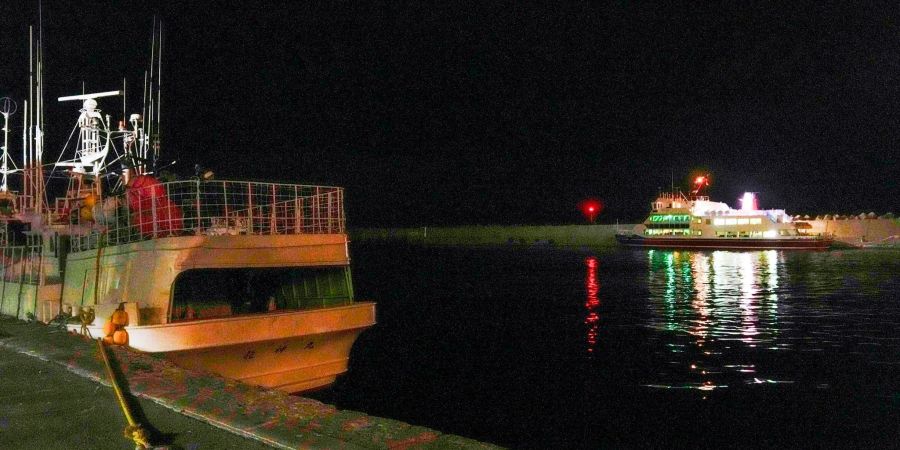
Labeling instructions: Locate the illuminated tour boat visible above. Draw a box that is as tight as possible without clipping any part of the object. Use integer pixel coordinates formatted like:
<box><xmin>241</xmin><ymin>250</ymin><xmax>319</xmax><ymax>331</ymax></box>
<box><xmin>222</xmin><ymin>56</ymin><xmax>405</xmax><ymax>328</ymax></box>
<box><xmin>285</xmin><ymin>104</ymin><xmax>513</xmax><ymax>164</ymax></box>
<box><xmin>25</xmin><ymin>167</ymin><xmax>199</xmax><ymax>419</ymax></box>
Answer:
<box><xmin>616</xmin><ymin>176</ymin><xmax>832</xmax><ymax>250</ymax></box>
<box><xmin>0</xmin><ymin>30</ymin><xmax>374</xmax><ymax>393</ymax></box>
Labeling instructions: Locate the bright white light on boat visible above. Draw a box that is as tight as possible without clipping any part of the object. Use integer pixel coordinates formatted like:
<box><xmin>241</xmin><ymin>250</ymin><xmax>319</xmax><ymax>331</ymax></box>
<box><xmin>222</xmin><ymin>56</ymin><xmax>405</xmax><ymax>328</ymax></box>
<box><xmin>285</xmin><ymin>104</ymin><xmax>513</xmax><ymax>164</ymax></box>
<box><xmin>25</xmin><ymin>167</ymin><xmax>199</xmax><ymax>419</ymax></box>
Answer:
<box><xmin>763</xmin><ymin>230</ymin><xmax>777</xmax><ymax>238</ymax></box>
<box><xmin>740</xmin><ymin>192</ymin><xmax>757</xmax><ymax>211</ymax></box>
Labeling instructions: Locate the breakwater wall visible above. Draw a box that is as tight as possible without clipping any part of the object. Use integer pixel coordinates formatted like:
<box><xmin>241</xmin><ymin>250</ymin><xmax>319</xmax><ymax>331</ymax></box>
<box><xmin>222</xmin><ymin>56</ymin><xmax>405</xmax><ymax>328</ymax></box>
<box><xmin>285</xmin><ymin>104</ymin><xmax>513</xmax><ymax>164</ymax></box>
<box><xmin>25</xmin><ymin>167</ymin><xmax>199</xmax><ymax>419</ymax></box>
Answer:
<box><xmin>351</xmin><ymin>224</ymin><xmax>632</xmax><ymax>247</ymax></box>
<box><xmin>804</xmin><ymin>218</ymin><xmax>899</xmax><ymax>247</ymax></box>
<box><xmin>351</xmin><ymin>219</ymin><xmax>900</xmax><ymax>249</ymax></box>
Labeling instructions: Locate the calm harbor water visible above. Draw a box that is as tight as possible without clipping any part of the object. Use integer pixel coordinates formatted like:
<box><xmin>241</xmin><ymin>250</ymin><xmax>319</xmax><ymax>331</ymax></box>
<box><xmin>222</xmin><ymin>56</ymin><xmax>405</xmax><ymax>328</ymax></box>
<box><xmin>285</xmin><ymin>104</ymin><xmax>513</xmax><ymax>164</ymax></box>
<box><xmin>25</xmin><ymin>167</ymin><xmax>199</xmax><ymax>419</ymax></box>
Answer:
<box><xmin>311</xmin><ymin>243</ymin><xmax>900</xmax><ymax>449</ymax></box>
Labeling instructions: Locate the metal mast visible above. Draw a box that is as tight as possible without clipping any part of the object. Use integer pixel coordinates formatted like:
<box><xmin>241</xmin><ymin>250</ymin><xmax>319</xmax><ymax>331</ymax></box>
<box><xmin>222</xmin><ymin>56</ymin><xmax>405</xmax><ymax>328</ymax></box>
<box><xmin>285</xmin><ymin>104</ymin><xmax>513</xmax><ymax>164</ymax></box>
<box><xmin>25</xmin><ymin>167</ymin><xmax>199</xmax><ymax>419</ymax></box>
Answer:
<box><xmin>0</xmin><ymin>98</ymin><xmax>19</xmax><ymax>193</ymax></box>
<box><xmin>56</xmin><ymin>91</ymin><xmax>122</xmax><ymax>176</ymax></box>
<box><xmin>20</xmin><ymin>24</ymin><xmax>47</xmax><ymax>215</ymax></box>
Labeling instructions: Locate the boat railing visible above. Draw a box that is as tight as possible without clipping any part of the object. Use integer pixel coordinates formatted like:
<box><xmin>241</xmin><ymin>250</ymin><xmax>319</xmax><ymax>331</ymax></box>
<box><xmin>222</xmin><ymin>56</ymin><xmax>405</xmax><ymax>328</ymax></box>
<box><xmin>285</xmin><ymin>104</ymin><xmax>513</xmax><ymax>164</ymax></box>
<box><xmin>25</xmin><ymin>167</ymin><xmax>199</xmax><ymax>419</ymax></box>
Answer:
<box><xmin>0</xmin><ymin>245</ymin><xmax>42</xmax><ymax>285</ymax></box>
<box><xmin>657</xmin><ymin>191</ymin><xmax>693</xmax><ymax>201</ymax></box>
<box><xmin>69</xmin><ymin>180</ymin><xmax>345</xmax><ymax>252</ymax></box>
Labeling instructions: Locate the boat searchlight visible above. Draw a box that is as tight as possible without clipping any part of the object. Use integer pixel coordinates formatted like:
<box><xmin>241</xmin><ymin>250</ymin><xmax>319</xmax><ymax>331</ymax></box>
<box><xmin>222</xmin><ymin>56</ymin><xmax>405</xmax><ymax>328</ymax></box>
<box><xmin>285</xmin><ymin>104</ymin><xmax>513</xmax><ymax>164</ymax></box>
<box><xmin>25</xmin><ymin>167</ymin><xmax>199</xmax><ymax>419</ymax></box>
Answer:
<box><xmin>740</xmin><ymin>192</ymin><xmax>758</xmax><ymax>212</ymax></box>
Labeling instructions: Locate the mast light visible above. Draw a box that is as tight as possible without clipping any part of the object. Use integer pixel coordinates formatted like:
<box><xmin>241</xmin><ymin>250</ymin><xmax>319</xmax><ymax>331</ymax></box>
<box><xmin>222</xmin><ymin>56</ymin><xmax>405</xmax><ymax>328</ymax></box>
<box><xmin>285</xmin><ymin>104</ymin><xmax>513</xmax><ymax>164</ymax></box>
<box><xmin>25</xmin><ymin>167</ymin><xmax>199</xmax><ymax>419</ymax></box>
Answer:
<box><xmin>740</xmin><ymin>192</ymin><xmax>757</xmax><ymax>211</ymax></box>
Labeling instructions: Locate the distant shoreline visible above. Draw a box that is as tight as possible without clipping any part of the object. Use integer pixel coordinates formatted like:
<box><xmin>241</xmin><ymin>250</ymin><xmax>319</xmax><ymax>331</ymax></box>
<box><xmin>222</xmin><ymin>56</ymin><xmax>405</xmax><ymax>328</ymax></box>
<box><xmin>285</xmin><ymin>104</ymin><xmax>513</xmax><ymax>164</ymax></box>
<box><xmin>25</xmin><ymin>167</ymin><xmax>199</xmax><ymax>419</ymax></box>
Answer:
<box><xmin>350</xmin><ymin>224</ymin><xmax>631</xmax><ymax>247</ymax></box>
<box><xmin>351</xmin><ymin>217</ymin><xmax>900</xmax><ymax>248</ymax></box>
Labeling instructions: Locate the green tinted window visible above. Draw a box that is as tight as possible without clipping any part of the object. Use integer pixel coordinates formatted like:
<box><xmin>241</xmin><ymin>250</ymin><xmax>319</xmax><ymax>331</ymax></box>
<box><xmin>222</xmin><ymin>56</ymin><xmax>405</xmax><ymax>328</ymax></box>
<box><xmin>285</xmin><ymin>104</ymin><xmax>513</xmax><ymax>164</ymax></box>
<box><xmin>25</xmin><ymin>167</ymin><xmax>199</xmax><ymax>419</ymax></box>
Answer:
<box><xmin>648</xmin><ymin>214</ymin><xmax>692</xmax><ymax>223</ymax></box>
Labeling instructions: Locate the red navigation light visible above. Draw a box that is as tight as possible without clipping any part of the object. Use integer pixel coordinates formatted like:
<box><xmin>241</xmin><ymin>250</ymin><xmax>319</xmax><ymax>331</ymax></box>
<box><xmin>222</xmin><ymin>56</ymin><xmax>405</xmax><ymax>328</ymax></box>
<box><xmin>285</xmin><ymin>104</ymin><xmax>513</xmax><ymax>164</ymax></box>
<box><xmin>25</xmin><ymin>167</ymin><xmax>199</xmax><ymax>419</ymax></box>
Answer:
<box><xmin>578</xmin><ymin>199</ymin><xmax>603</xmax><ymax>223</ymax></box>
<box><xmin>691</xmin><ymin>173</ymin><xmax>711</xmax><ymax>195</ymax></box>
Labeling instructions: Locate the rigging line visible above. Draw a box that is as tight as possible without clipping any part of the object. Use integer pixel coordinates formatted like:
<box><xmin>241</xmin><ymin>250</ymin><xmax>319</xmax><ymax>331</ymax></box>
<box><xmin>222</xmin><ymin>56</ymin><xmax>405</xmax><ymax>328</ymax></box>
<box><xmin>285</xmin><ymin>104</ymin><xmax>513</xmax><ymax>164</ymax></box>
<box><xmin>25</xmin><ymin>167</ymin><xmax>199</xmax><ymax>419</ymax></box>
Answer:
<box><xmin>7</xmin><ymin>151</ymin><xmax>21</xmax><ymax>171</ymax></box>
<box><xmin>43</xmin><ymin>122</ymin><xmax>80</xmax><ymax>185</ymax></box>
<box><xmin>102</xmin><ymin>153</ymin><xmax>126</xmax><ymax>168</ymax></box>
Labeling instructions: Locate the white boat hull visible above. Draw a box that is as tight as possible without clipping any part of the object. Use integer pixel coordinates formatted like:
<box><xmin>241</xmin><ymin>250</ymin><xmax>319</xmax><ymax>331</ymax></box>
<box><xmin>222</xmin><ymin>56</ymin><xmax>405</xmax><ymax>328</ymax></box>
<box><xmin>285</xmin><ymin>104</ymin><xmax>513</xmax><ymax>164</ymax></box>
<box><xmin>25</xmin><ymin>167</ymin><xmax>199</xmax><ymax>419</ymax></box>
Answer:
<box><xmin>72</xmin><ymin>302</ymin><xmax>376</xmax><ymax>392</ymax></box>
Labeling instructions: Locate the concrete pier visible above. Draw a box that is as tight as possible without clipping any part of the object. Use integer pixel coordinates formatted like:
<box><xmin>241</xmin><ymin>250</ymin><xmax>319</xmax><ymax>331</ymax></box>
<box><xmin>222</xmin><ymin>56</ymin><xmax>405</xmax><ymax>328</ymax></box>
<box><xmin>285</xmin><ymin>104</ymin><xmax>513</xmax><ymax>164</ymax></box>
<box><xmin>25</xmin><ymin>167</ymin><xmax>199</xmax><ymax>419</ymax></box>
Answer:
<box><xmin>803</xmin><ymin>217</ymin><xmax>899</xmax><ymax>247</ymax></box>
<box><xmin>0</xmin><ymin>317</ymin><xmax>501</xmax><ymax>449</ymax></box>
<box><xmin>0</xmin><ymin>346</ymin><xmax>278</xmax><ymax>449</ymax></box>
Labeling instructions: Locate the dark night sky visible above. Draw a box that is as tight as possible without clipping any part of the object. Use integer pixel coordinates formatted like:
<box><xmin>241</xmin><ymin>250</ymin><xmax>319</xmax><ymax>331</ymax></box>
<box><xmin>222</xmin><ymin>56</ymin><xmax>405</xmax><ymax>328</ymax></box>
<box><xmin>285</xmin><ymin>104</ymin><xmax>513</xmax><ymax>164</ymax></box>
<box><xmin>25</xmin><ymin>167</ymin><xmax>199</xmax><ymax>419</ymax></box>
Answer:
<box><xmin>1</xmin><ymin>1</ymin><xmax>898</xmax><ymax>226</ymax></box>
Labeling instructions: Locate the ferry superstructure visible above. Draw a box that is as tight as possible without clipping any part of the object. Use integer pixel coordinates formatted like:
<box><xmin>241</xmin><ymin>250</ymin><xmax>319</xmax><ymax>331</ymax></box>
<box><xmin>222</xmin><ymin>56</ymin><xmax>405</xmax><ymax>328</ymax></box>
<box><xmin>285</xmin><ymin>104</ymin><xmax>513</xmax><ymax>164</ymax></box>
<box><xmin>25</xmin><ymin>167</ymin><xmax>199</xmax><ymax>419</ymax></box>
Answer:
<box><xmin>616</xmin><ymin>179</ymin><xmax>832</xmax><ymax>250</ymax></box>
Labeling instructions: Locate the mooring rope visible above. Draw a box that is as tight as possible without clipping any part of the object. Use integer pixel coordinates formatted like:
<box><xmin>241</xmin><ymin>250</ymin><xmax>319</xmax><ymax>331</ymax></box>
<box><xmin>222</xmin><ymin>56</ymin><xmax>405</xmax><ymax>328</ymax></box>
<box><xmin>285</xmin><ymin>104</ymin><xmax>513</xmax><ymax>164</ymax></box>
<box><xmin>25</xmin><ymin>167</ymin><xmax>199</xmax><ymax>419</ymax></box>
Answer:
<box><xmin>92</xmin><ymin>231</ymin><xmax>107</xmax><ymax>306</ymax></box>
<box><xmin>96</xmin><ymin>339</ymin><xmax>152</xmax><ymax>449</ymax></box>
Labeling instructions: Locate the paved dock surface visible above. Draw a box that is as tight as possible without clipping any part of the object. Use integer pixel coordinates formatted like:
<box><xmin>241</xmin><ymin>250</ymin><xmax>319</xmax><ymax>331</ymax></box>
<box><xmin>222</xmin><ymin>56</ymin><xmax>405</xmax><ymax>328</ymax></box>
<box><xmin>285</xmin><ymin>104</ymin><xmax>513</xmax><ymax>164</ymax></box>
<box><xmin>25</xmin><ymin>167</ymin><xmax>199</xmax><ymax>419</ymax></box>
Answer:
<box><xmin>0</xmin><ymin>318</ymin><xmax>501</xmax><ymax>449</ymax></box>
<box><xmin>0</xmin><ymin>347</ymin><xmax>275</xmax><ymax>450</ymax></box>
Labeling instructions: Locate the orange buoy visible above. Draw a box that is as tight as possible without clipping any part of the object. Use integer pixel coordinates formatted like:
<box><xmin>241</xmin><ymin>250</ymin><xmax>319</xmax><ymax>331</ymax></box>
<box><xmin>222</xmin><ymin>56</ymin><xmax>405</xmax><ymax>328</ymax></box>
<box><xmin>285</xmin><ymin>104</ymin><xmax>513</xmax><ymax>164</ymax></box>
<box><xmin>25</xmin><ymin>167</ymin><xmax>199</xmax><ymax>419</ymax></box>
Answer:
<box><xmin>79</xmin><ymin>205</ymin><xmax>94</xmax><ymax>222</ymax></box>
<box><xmin>111</xmin><ymin>303</ymin><xmax>129</xmax><ymax>326</ymax></box>
<box><xmin>102</xmin><ymin>320</ymin><xmax>116</xmax><ymax>337</ymax></box>
<box><xmin>112</xmin><ymin>329</ymin><xmax>129</xmax><ymax>346</ymax></box>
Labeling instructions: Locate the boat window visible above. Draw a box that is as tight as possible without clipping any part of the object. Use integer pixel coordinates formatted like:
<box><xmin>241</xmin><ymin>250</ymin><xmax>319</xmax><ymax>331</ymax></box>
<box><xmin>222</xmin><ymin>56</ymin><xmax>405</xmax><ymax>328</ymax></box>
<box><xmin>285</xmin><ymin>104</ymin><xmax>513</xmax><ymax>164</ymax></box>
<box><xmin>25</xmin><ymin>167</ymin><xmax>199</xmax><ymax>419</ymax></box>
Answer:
<box><xmin>170</xmin><ymin>267</ymin><xmax>353</xmax><ymax>322</ymax></box>
<box><xmin>0</xmin><ymin>197</ymin><xmax>13</xmax><ymax>216</ymax></box>
<box><xmin>4</xmin><ymin>221</ymin><xmax>30</xmax><ymax>246</ymax></box>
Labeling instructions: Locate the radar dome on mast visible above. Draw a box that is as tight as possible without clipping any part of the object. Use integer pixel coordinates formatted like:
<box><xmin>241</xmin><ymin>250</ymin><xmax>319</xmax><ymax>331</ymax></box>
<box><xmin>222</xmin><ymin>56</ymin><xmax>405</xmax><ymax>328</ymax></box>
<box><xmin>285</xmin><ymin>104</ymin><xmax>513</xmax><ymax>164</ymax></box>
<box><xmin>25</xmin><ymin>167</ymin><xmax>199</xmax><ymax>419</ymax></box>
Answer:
<box><xmin>55</xmin><ymin>90</ymin><xmax>122</xmax><ymax>177</ymax></box>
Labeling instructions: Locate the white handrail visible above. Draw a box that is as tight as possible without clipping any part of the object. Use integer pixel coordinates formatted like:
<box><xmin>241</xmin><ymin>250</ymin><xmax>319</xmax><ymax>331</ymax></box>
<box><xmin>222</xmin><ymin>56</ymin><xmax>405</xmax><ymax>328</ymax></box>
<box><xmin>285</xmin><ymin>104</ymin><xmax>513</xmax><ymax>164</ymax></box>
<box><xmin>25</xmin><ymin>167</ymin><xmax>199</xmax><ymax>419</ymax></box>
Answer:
<box><xmin>69</xmin><ymin>180</ymin><xmax>346</xmax><ymax>251</ymax></box>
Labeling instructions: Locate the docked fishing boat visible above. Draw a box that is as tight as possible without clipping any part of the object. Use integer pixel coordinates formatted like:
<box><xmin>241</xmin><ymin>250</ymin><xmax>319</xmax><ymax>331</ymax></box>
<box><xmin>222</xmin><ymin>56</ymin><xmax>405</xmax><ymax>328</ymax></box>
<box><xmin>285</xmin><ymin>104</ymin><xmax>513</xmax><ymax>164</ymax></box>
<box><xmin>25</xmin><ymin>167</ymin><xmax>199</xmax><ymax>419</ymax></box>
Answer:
<box><xmin>616</xmin><ymin>176</ymin><xmax>832</xmax><ymax>250</ymax></box>
<box><xmin>0</xmin><ymin>30</ymin><xmax>374</xmax><ymax>393</ymax></box>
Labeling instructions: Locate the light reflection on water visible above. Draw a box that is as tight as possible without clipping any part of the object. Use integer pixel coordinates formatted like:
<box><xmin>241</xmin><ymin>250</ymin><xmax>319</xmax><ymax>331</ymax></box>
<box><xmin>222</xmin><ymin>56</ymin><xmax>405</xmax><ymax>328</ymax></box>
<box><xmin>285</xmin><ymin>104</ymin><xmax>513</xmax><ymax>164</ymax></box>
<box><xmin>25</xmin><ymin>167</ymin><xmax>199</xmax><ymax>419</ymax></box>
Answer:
<box><xmin>640</xmin><ymin>250</ymin><xmax>789</xmax><ymax>390</ymax></box>
<box><xmin>648</xmin><ymin>250</ymin><xmax>782</xmax><ymax>346</ymax></box>
<box><xmin>584</xmin><ymin>257</ymin><xmax>600</xmax><ymax>354</ymax></box>
<box><xmin>326</xmin><ymin>243</ymin><xmax>900</xmax><ymax>449</ymax></box>
<box><xmin>598</xmin><ymin>249</ymin><xmax>900</xmax><ymax>392</ymax></box>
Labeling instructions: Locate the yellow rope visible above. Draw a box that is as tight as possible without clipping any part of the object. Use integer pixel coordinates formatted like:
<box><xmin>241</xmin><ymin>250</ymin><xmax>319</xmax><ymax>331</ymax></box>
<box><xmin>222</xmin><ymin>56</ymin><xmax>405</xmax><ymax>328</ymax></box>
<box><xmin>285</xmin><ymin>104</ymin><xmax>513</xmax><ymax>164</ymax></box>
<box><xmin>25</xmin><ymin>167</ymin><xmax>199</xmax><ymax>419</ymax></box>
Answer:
<box><xmin>82</xmin><ymin>231</ymin><xmax>105</xmax><ymax>338</ymax></box>
<box><xmin>92</xmin><ymin>232</ymin><xmax>106</xmax><ymax>306</ymax></box>
<box><xmin>96</xmin><ymin>339</ymin><xmax>152</xmax><ymax>449</ymax></box>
